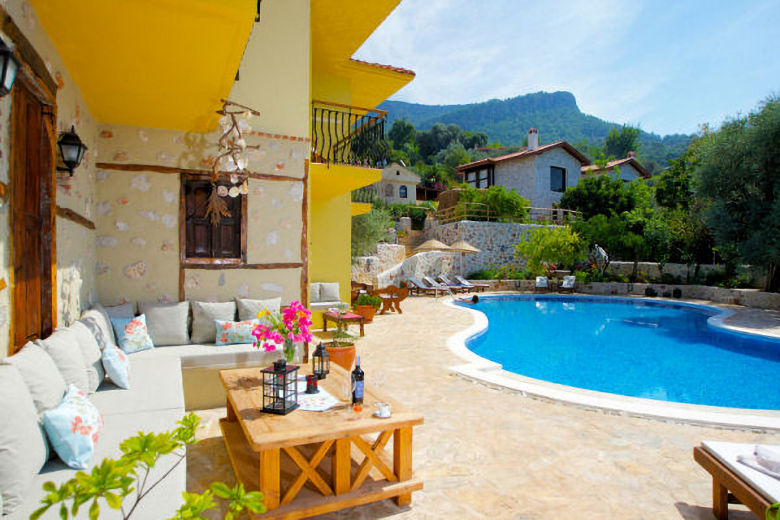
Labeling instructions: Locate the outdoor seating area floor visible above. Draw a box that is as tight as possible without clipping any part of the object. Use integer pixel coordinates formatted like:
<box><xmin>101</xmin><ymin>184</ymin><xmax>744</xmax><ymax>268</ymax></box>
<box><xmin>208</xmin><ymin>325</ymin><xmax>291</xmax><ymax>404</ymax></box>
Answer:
<box><xmin>187</xmin><ymin>293</ymin><xmax>780</xmax><ymax>519</ymax></box>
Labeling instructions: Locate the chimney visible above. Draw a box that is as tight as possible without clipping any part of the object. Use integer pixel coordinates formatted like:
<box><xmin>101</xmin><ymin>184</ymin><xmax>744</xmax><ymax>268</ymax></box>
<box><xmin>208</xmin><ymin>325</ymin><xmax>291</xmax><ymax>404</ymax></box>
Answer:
<box><xmin>528</xmin><ymin>128</ymin><xmax>538</xmax><ymax>151</ymax></box>
<box><xmin>627</xmin><ymin>151</ymin><xmax>635</xmax><ymax>158</ymax></box>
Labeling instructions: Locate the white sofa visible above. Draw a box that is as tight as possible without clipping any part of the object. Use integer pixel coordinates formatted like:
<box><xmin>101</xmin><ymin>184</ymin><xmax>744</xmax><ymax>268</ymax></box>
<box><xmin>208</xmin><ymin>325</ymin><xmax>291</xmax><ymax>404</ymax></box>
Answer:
<box><xmin>1</xmin><ymin>301</ymin><xmax>281</xmax><ymax>519</ymax></box>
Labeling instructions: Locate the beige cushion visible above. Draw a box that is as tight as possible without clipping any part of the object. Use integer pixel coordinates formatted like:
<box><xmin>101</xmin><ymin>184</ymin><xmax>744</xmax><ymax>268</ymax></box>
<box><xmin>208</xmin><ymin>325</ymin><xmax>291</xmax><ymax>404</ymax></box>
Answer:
<box><xmin>36</xmin><ymin>328</ymin><xmax>90</xmax><ymax>393</ymax></box>
<box><xmin>80</xmin><ymin>308</ymin><xmax>115</xmax><ymax>350</ymax></box>
<box><xmin>0</xmin><ymin>365</ymin><xmax>48</xmax><ymax>515</ymax></box>
<box><xmin>70</xmin><ymin>321</ymin><xmax>105</xmax><ymax>392</ymax></box>
<box><xmin>319</xmin><ymin>282</ymin><xmax>340</xmax><ymax>302</ymax></box>
<box><xmin>139</xmin><ymin>301</ymin><xmax>190</xmax><ymax>346</ymax></box>
<box><xmin>102</xmin><ymin>302</ymin><xmax>135</xmax><ymax>318</ymax></box>
<box><xmin>236</xmin><ymin>297</ymin><xmax>281</xmax><ymax>322</ymax></box>
<box><xmin>3</xmin><ymin>342</ymin><xmax>66</xmax><ymax>414</ymax></box>
<box><xmin>191</xmin><ymin>301</ymin><xmax>236</xmax><ymax>343</ymax></box>
<box><xmin>310</xmin><ymin>283</ymin><xmax>322</xmax><ymax>303</ymax></box>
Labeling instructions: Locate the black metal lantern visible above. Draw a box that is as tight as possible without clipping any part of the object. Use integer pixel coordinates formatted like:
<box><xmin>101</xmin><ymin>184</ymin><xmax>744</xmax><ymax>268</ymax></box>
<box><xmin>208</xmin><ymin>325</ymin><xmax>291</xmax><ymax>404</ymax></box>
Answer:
<box><xmin>57</xmin><ymin>126</ymin><xmax>88</xmax><ymax>176</ymax></box>
<box><xmin>312</xmin><ymin>342</ymin><xmax>330</xmax><ymax>380</ymax></box>
<box><xmin>0</xmin><ymin>39</ymin><xmax>19</xmax><ymax>97</ymax></box>
<box><xmin>261</xmin><ymin>359</ymin><xmax>299</xmax><ymax>415</ymax></box>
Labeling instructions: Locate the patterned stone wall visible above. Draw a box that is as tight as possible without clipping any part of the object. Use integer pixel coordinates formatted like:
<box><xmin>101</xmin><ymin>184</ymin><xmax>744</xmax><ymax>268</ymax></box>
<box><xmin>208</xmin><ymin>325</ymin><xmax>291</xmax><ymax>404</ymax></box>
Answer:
<box><xmin>377</xmin><ymin>252</ymin><xmax>457</xmax><ymax>288</ymax></box>
<box><xmin>94</xmin><ymin>125</ymin><xmax>308</xmax><ymax>306</ymax></box>
<box><xmin>351</xmin><ymin>244</ymin><xmax>406</xmax><ymax>285</ymax></box>
<box><xmin>425</xmin><ymin>220</ymin><xmax>557</xmax><ymax>276</ymax></box>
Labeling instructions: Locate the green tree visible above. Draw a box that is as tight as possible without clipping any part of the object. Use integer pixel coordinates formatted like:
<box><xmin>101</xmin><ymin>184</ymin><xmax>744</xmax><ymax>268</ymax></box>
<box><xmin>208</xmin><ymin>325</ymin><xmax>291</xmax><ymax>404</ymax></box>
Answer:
<box><xmin>559</xmin><ymin>174</ymin><xmax>635</xmax><ymax>219</ymax></box>
<box><xmin>655</xmin><ymin>149</ymin><xmax>697</xmax><ymax>209</ymax></box>
<box><xmin>388</xmin><ymin>118</ymin><xmax>416</xmax><ymax>149</ymax></box>
<box><xmin>514</xmin><ymin>226</ymin><xmax>586</xmax><ymax>274</ymax></box>
<box><xmin>351</xmin><ymin>208</ymin><xmax>393</xmax><ymax>256</ymax></box>
<box><xmin>694</xmin><ymin>97</ymin><xmax>780</xmax><ymax>291</ymax></box>
<box><xmin>456</xmin><ymin>185</ymin><xmax>529</xmax><ymax>221</ymax></box>
<box><xmin>604</xmin><ymin>124</ymin><xmax>641</xmax><ymax>159</ymax></box>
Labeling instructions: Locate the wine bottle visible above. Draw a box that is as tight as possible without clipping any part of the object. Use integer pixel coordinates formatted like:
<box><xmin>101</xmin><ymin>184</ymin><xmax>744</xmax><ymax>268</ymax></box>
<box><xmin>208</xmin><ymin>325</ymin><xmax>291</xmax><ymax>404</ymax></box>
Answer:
<box><xmin>351</xmin><ymin>355</ymin><xmax>364</xmax><ymax>406</ymax></box>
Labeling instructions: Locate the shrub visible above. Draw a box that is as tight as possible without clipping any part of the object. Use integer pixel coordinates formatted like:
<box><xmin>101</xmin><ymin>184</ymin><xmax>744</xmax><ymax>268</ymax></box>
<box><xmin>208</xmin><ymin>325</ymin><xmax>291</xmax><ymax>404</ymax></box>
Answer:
<box><xmin>351</xmin><ymin>208</ymin><xmax>393</xmax><ymax>257</ymax></box>
<box><xmin>355</xmin><ymin>293</ymin><xmax>382</xmax><ymax>309</ymax></box>
<box><xmin>455</xmin><ymin>185</ymin><xmax>529</xmax><ymax>221</ymax></box>
<box><xmin>514</xmin><ymin>227</ymin><xmax>586</xmax><ymax>275</ymax></box>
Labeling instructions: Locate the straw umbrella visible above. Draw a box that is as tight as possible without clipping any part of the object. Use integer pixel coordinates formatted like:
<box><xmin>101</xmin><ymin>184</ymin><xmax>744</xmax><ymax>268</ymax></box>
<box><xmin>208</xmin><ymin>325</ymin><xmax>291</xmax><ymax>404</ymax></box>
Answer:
<box><xmin>448</xmin><ymin>240</ymin><xmax>481</xmax><ymax>275</ymax></box>
<box><xmin>413</xmin><ymin>239</ymin><xmax>451</xmax><ymax>253</ymax></box>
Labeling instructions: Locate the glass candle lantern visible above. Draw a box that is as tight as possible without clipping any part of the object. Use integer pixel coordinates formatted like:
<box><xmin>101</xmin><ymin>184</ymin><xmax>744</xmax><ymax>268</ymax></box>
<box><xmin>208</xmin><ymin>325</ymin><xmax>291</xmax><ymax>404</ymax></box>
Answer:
<box><xmin>261</xmin><ymin>359</ymin><xmax>299</xmax><ymax>415</ymax></box>
<box><xmin>312</xmin><ymin>342</ymin><xmax>330</xmax><ymax>380</ymax></box>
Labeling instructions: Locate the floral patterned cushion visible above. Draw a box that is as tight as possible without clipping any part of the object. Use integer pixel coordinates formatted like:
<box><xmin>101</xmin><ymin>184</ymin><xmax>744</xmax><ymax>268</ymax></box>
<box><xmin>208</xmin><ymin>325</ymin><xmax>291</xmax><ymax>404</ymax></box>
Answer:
<box><xmin>42</xmin><ymin>385</ymin><xmax>104</xmax><ymax>469</ymax></box>
<box><xmin>215</xmin><ymin>319</ymin><xmax>259</xmax><ymax>346</ymax></box>
<box><xmin>110</xmin><ymin>314</ymin><xmax>154</xmax><ymax>354</ymax></box>
<box><xmin>102</xmin><ymin>345</ymin><xmax>130</xmax><ymax>389</ymax></box>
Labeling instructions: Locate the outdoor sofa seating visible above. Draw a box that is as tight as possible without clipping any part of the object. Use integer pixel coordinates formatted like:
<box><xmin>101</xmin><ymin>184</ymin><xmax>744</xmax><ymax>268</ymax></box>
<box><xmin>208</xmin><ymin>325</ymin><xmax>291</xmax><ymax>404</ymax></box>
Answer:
<box><xmin>454</xmin><ymin>275</ymin><xmax>489</xmax><ymax>292</ymax></box>
<box><xmin>558</xmin><ymin>275</ymin><xmax>576</xmax><ymax>293</ymax></box>
<box><xmin>0</xmin><ymin>299</ymin><xmax>281</xmax><ymax>519</ymax></box>
<box><xmin>535</xmin><ymin>276</ymin><xmax>549</xmax><ymax>293</ymax></box>
<box><xmin>310</xmin><ymin>282</ymin><xmax>349</xmax><ymax>328</ymax></box>
<box><xmin>408</xmin><ymin>277</ymin><xmax>445</xmax><ymax>297</ymax></box>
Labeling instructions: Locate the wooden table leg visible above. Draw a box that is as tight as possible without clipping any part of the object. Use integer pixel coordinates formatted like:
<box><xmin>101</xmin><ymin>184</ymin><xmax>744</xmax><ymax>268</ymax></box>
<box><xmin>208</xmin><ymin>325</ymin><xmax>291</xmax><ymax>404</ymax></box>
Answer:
<box><xmin>332</xmin><ymin>437</ymin><xmax>351</xmax><ymax>495</ymax></box>
<box><xmin>359</xmin><ymin>319</ymin><xmax>364</xmax><ymax>337</ymax></box>
<box><xmin>260</xmin><ymin>448</ymin><xmax>281</xmax><ymax>510</ymax></box>
<box><xmin>393</xmin><ymin>427</ymin><xmax>413</xmax><ymax>506</ymax></box>
<box><xmin>323</xmin><ymin>317</ymin><xmax>329</xmax><ymax>332</ymax></box>
<box><xmin>226</xmin><ymin>396</ymin><xmax>237</xmax><ymax>422</ymax></box>
<box><xmin>713</xmin><ymin>478</ymin><xmax>729</xmax><ymax>520</ymax></box>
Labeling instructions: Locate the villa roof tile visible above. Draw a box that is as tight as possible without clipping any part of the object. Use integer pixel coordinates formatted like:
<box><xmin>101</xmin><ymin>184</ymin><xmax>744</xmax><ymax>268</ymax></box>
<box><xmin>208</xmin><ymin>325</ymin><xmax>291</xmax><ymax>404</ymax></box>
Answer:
<box><xmin>581</xmin><ymin>156</ymin><xmax>650</xmax><ymax>178</ymax></box>
<box><xmin>456</xmin><ymin>141</ymin><xmax>591</xmax><ymax>174</ymax></box>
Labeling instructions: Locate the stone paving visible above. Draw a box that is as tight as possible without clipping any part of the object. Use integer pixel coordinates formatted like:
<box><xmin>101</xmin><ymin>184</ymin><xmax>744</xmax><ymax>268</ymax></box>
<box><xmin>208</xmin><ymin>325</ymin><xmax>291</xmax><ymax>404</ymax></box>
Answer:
<box><xmin>188</xmin><ymin>294</ymin><xmax>780</xmax><ymax>519</ymax></box>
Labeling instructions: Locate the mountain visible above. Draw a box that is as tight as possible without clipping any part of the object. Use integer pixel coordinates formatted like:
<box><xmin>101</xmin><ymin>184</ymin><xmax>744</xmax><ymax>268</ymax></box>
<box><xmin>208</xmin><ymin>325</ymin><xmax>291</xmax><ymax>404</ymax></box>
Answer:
<box><xmin>379</xmin><ymin>91</ymin><xmax>692</xmax><ymax>170</ymax></box>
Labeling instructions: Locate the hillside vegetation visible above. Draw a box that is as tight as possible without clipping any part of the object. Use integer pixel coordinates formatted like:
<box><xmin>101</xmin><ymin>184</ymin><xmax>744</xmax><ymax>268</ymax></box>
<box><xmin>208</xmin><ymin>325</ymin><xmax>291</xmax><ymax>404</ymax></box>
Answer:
<box><xmin>380</xmin><ymin>91</ymin><xmax>692</xmax><ymax>173</ymax></box>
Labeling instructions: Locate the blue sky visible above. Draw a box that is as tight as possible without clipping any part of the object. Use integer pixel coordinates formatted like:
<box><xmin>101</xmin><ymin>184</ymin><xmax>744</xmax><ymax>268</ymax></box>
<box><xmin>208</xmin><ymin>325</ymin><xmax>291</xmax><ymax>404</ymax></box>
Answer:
<box><xmin>354</xmin><ymin>0</ymin><xmax>780</xmax><ymax>136</ymax></box>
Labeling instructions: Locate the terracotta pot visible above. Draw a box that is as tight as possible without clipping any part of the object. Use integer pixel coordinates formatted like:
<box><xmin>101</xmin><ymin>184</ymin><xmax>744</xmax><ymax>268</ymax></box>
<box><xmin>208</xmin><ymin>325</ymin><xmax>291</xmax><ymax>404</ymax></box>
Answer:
<box><xmin>354</xmin><ymin>305</ymin><xmax>376</xmax><ymax>323</ymax></box>
<box><xmin>325</xmin><ymin>343</ymin><xmax>356</xmax><ymax>371</ymax></box>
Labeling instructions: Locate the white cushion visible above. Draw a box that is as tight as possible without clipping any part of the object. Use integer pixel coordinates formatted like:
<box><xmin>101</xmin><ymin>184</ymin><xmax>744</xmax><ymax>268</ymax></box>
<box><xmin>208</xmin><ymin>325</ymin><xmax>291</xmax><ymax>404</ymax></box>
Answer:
<box><xmin>0</xmin><ymin>365</ymin><xmax>48</xmax><ymax>516</ymax></box>
<box><xmin>235</xmin><ymin>297</ymin><xmax>281</xmax><ymax>322</ymax></box>
<box><xmin>562</xmin><ymin>275</ymin><xmax>575</xmax><ymax>289</ymax></box>
<box><xmin>139</xmin><ymin>301</ymin><xmax>190</xmax><ymax>346</ymax></box>
<box><xmin>310</xmin><ymin>283</ymin><xmax>322</xmax><ymax>303</ymax></box>
<box><xmin>191</xmin><ymin>301</ymin><xmax>236</xmax><ymax>343</ymax></box>
<box><xmin>92</xmin><ymin>356</ymin><xmax>183</xmax><ymax>415</ymax></box>
<box><xmin>69</xmin><ymin>321</ymin><xmax>106</xmax><ymax>392</ymax></box>
<box><xmin>37</xmin><ymin>328</ymin><xmax>90</xmax><ymax>393</ymax></box>
<box><xmin>2</xmin><ymin>342</ymin><xmax>66</xmax><ymax>415</ymax></box>
<box><xmin>535</xmin><ymin>276</ymin><xmax>548</xmax><ymax>288</ymax></box>
<box><xmin>79</xmin><ymin>309</ymin><xmax>115</xmax><ymax>350</ymax></box>
<box><xmin>319</xmin><ymin>283</ymin><xmax>340</xmax><ymax>302</ymax></box>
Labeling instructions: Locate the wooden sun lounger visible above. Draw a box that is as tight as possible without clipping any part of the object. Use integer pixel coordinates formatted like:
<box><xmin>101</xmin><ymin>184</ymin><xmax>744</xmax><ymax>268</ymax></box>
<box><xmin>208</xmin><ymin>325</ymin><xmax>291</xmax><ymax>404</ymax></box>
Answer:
<box><xmin>408</xmin><ymin>277</ymin><xmax>443</xmax><ymax>297</ymax></box>
<box><xmin>694</xmin><ymin>442</ymin><xmax>778</xmax><ymax>520</ymax></box>
<box><xmin>454</xmin><ymin>275</ymin><xmax>489</xmax><ymax>292</ymax></box>
<box><xmin>435</xmin><ymin>275</ymin><xmax>472</xmax><ymax>293</ymax></box>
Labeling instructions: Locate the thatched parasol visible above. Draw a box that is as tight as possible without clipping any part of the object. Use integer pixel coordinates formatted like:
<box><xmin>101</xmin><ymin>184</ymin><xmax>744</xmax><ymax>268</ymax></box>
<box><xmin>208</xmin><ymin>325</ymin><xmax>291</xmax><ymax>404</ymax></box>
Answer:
<box><xmin>413</xmin><ymin>239</ymin><xmax>452</xmax><ymax>253</ymax></box>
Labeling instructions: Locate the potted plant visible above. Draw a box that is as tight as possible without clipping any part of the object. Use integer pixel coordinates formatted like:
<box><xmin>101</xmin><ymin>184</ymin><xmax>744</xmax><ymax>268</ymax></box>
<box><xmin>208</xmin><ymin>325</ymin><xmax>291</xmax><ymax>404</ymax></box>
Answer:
<box><xmin>324</xmin><ymin>304</ymin><xmax>357</xmax><ymax>370</ymax></box>
<box><xmin>251</xmin><ymin>300</ymin><xmax>313</xmax><ymax>362</ymax></box>
<box><xmin>354</xmin><ymin>293</ymin><xmax>381</xmax><ymax>323</ymax></box>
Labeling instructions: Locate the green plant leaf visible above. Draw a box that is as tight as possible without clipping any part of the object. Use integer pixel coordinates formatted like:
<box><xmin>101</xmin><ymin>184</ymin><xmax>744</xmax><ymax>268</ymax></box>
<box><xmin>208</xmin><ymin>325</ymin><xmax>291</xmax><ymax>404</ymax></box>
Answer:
<box><xmin>105</xmin><ymin>491</ymin><xmax>122</xmax><ymax>510</ymax></box>
<box><xmin>89</xmin><ymin>499</ymin><xmax>99</xmax><ymax>520</ymax></box>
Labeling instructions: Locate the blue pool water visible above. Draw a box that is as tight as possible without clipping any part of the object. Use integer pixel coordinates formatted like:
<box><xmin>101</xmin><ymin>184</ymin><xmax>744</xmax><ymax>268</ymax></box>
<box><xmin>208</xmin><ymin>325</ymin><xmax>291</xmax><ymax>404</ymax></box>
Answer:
<box><xmin>456</xmin><ymin>296</ymin><xmax>780</xmax><ymax>410</ymax></box>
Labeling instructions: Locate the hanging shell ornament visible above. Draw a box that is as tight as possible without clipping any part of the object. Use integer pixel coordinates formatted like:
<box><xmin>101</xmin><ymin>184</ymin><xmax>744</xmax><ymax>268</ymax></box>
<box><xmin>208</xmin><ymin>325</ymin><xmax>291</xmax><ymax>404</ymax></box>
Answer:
<box><xmin>240</xmin><ymin>179</ymin><xmax>249</xmax><ymax>195</ymax></box>
<box><xmin>228</xmin><ymin>186</ymin><xmax>240</xmax><ymax>198</ymax></box>
<box><xmin>229</xmin><ymin>173</ymin><xmax>239</xmax><ymax>184</ymax></box>
<box><xmin>216</xmin><ymin>185</ymin><xmax>229</xmax><ymax>197</ymax></box>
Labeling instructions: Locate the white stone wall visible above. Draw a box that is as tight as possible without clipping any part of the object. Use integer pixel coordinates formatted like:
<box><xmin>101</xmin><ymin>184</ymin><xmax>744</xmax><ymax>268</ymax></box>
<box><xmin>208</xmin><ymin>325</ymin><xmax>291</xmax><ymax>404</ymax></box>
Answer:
<box><xmin>351</xmin><ymin>244</ymin><xmax>407</xmax><ymax>285</ymax></box>
<box><xmin>424</xmin><ymin>220</ymin><xmax>558</xmax><ymax>276</ymax></box>
<box><xmin>532</xmin><ymin>147</ymin><xmax>582</xmax><ymax>208</ymax></box>
<box><xmin>376</xmin><ymin>180</ymin><xmax>417</xmax><ymax>204</ymax></box>
<box><xmin>606</xmin><ymin>261</ymin><xmax>765</xmax><ymax>287</ymax></box>
<box><xmin>377</xmin><ymin>252</ymin><xmax>457</xmax><ymax>288</ymax></box>
<box><xmin>493</xmin><ymin>159</ymin><xmax>535</xmax><ymax>203</ymax></box>
<box><xmin>610</xmin><ymin>163</ymin><xmax>643</xmax><ymax>182</ymax></box>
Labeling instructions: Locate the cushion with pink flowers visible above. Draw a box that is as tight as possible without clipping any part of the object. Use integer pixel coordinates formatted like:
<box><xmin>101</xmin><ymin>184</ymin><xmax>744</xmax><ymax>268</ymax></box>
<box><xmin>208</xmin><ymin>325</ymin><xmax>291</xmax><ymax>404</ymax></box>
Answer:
<box><xmin>42</xmin><ymin>384</ymin><xmax>104</xmax><ymax>469</ymax></box>
<box><xmin>110</xmin><ymin>314</ymin><xmax>154</xmax><ymax>354</ymax></box>
<box><xmin>215</xmin><ymin>319</ymin><xmax>260</xmax><ymax>346</ymax></box>
<box><xmin>102</xmin><ymin>345</ymin><xmax>130</xmax><ymax>389</ymax></box>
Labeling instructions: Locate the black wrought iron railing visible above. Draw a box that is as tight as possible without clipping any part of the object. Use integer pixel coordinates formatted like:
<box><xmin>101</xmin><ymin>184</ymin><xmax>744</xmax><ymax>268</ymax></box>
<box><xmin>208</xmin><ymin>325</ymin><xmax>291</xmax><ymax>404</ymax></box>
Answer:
<box><xmin>311</xmin><ymin>100</ymin><xmax>389</xmax><ymax>167</ymax></box>
<box><xmin>351</xmin><ymin>185</ymin><xmax>378</xmax><ymax>203</ymax></box>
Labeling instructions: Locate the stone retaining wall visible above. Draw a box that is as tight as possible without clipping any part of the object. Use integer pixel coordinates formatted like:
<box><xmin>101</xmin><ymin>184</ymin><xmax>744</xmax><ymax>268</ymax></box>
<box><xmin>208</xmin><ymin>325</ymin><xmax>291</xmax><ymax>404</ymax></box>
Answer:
<box><xmin>351</xmin><ymin>243</ymin><xmax>407</xmax><ymax>286</ymax></box>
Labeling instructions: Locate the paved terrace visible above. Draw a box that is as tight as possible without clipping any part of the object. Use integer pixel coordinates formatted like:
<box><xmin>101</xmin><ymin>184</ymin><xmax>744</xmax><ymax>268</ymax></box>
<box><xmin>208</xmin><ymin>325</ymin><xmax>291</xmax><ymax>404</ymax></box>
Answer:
<box><xmin>189</xmin><ymin>294</ymin><xmax>780</xmax><ymax>519</ymax></box>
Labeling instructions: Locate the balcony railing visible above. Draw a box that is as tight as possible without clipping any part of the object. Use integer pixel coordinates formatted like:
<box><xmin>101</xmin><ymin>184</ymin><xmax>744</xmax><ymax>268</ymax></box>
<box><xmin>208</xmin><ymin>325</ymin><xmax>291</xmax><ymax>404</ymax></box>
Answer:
<box><xmin>351</xmin><ymin>185</ymin><xmax>379</xmax><ymax>204</ymax></box>
<box><xmin>311</xmin><ymin>100</ymin><xmax>389</xmax><ymax>167</ymax></box>
<box><xmin>435</xmin><ymin>202</ymin><xmax>581</xmax><ymax>225</ymax></box>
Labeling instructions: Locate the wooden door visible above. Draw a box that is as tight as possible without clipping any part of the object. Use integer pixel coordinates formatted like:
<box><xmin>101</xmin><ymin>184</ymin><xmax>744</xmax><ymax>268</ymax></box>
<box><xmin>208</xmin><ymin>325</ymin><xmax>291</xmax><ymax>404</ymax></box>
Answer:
<box><xmin>10</xmin><ymin>78</ymin><xmax>55</xmax><ymax>353</ymax></box>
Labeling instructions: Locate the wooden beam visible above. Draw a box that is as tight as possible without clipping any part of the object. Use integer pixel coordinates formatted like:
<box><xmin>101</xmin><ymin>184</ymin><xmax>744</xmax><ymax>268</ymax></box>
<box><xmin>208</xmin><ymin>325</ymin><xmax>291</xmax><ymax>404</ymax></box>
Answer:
<box><xmin>56</xmin><ymin>205</ymin><xmax>96</xmax><ymax>230</ymax></box>
<box><xmin>300</xmin><ymin>161</ymin><xmax>309</xmax><ymax>362</ymax></box>
<box><xmin>95</xmin><ymin>162</ymin><xmax>302</xmax><ymax>183</ymax></box>
<box><xmin>0</xmin><ymin>6</ymin><xmax>57</xmax><ymax>96</ymax></box>
<box><xmin>182</xmin><ymin>262</ymin><xmax>303</xmax><ymax>270</ymax></box>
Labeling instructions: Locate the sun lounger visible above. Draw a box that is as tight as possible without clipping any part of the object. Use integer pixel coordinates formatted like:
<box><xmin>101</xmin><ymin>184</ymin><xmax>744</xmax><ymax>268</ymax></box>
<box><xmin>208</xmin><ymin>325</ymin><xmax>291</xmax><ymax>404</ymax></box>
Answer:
<box><xmin>454</xmin><ymin>275</ymin><xmax>489</xmax><ymax>292</ymax></box>
<box><xmin>423</xmin><ymin>275</ymin><xmax>462</xmax><ymax>295</ymax></box>
<box><xmin>408</xmin><ymin>277</ymin><xmax>444</xmax><ymax>297</ymax></box>
<box><xmin>535</xmin><ymin>276</ymin><xmax>549</xmax><ymax>293</ymax></box>
<box><xmin>694</xmin><ymin>441</ymin><xmax>780</xmax><ymax>519</ymax></box>
<box><xmin>435</xmin><ymin>275</ymin><xmax>472</xmax><ymax>293</ymax></box>
<box><xmin>558</xmin><ymin>275</ymin><xmax>575</xmax><ymax>293</ymax></box>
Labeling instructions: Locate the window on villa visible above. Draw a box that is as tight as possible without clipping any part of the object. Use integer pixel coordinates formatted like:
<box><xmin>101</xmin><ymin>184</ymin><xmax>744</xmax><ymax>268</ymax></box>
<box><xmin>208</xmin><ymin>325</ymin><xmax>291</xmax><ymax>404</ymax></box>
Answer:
<box><xmin>465</xmin><ymin>167</ymin><xmax>494</xmax><ymax>188</ymax></box>
<box><xmin>400</xmin><ymin>186</ymin><xmax>408</xmax><ymax>198</ymax></box>
<box><xmin>550</xmin><ymin>166</ymin><xmax>566</xmax><ymax>192</ymax></box>
<box><xmin>384</xmin><ymin>184</ymin><xmax>394</xmax><ymax>197</ymax></box>
<box><xmin>182</xmin><ymin>176</ymin><xmax>246</xmax><ymax>262</ymax></box>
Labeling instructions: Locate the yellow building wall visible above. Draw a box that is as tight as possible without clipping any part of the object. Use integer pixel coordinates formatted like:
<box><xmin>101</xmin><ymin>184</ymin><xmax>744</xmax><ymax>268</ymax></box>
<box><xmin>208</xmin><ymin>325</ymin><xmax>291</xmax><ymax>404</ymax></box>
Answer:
<box><xmin>231</xmin><ymin>0</ymin><xmax>310</xmax><ymax>138</ymax></box>
<box><xmin>308</xmin><ymin>192</ymin><xmax>352</xmax><ymax>327</ymax></box>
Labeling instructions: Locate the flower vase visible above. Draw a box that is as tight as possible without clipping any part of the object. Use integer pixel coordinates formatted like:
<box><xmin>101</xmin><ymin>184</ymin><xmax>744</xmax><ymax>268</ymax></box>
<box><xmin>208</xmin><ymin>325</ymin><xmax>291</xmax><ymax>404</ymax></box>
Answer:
<box><xmin>283</xmin><ymin>339</ymin><xmax>295</xmax><ymax>363</ymax></box>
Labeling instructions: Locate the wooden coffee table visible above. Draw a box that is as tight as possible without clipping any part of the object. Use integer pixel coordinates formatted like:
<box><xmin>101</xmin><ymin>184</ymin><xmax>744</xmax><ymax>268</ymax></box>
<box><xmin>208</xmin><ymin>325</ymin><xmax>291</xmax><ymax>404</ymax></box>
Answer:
<box><xmin>219</xmin><ymin>365</ymin><xmax>423</xmax><ymax>519</ymax></box>
<box><xmin>322</xmin><ymin>311</ymin><xmax>365</xmax><ymax>336</ymax></box>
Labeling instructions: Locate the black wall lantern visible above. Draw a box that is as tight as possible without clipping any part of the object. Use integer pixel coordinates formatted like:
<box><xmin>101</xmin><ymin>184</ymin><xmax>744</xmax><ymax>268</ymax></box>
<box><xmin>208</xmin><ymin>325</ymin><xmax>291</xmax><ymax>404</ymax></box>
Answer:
<box><xmin>312</xmin><ymin>342</ymin><xmax>329</xmax><ymax>380</ymax></box>
<box><xmin>261</xmin><ymin>359</ymin><xmax>299</xmax><ymax>415</ymax></box>
<box><xmin>57</xmin><ymin>126</ymin><xmax>88</xmax><ymax>176</ymax></box>
<box><xmin>0</xmin><ymin>38</ymin><xmax>19</xmax><ymax>97</ymax></box>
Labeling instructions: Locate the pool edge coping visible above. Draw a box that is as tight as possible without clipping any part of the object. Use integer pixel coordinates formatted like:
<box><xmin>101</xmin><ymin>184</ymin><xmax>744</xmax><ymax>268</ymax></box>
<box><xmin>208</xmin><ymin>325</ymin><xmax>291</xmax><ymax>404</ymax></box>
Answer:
<box><xmin>443</xmin><ymin>294</ymin><xmax>780</xmax><ymax>432</ymax></box>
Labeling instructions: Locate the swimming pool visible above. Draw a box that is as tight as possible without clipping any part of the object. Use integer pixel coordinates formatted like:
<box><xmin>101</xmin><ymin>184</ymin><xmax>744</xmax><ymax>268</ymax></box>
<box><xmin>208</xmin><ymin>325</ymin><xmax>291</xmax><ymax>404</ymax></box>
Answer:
<box><xmin>455</xmin><ymin>296</ymin><xmax>780</xmax><ymax>410</ymax></box>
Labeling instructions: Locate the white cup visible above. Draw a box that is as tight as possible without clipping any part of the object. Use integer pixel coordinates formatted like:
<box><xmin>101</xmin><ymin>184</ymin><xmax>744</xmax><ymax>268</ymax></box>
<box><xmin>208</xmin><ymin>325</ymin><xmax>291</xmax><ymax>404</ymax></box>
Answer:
<box><xmin>375</xmin><ymin>402</ymin><xmax>391</xmax><ymax>418</ymax></box>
